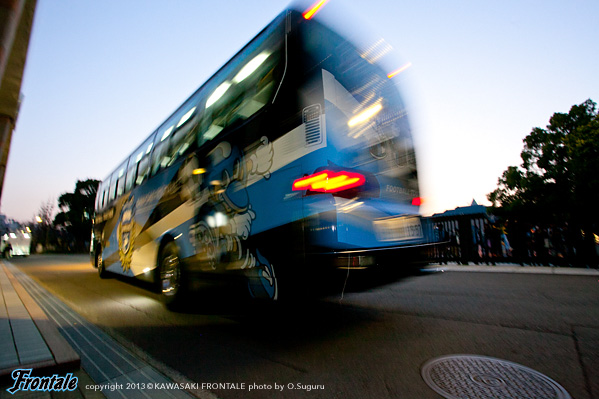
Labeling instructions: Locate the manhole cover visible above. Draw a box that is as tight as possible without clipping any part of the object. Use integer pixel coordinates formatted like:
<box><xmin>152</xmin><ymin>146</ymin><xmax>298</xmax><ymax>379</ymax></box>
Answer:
<box><xmin>421</xmin><ymin>355</ymin><xmax>571</xmax><ymax>399</ymax></box>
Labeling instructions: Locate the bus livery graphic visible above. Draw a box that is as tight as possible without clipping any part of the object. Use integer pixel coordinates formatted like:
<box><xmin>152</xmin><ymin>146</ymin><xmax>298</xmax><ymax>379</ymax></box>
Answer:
<box><xmin>117</xmin><ymin>195</ymin><xmax>136</xmax><ymax>272</ymax></box>
<box><xmin>187</xmin><ymin>138</ymin><xmax>273</xmax><ymax>273</ymax></box>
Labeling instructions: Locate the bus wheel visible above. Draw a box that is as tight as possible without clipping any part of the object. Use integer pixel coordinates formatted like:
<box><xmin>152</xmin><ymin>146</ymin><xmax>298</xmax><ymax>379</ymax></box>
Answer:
<box><xmin>97</xmin><ymin>248</ymin><xmax>108</xmax><ymax>279</ymax></box>
<box><xmin>160</xmin><ymin>242</ymin><xmax>185</xmax><ymax>309</ymax></box>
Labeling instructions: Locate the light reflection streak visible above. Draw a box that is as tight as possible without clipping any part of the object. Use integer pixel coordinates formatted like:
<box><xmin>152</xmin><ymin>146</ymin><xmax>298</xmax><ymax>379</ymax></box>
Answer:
<box><xmin>360</xmin><ymin>38</ymin><xmax>393</xmax><ymax>63</ymax></box>
<box><xmin>387</xmin><ymin>62</ymin><xmax>412</xmax><ymax>79</ymax></box>
<box><xmin>348</xmin><ymin>103</ymin><xmax>383</xmax><ymax>127</ymax></box>
<box><xmin>303</xmin><ymin>0</ymin><xmax>330</xmax><ymax>20</ymax></box>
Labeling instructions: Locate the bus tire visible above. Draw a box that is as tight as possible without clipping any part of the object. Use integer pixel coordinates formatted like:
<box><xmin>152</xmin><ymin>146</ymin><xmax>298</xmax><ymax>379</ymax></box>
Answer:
<box><xmin>97</xmin><ymin>248</ymin><xmax>108</xmax><ymax>279</ymax></box>
<box><xmin>159</xmin><ymin>241</ymin><xmax>186</xmax><ymax>309</ymax></box>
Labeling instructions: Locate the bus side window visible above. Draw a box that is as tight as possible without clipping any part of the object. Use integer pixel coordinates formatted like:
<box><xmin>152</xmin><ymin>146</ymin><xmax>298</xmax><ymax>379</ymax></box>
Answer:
<box><xmin>116</xmin><ymin>165</ymin><xmax>127</xmax><ymax>197</ymax></box>
<box><xmin>102</xmin><ymin>183</ymin><xmax>109</xmax><ymax>208</ymax></box>
<box><xmin>151</xmin><ymin>123</ymin><xmax>174</xmax><ymax>176</ymax></box>
<box><xmin>125</xmin><ymin>160</ymin><xmax>136</xmax><ymax>192</ymax></box>
<box><xmin>135</xmin><ymin>136</ymin><xmax>155</xmax><ymax>186</ymax></box>
<box><xmin>167</xmin><ymin>113</ymin><xmax>199</xmax><ymax>167</ymax></box>
<box><xmin>137</xmin><ymin>155</ymin><xmax>150</xmax><ymax>186</ymax></box>
<box><xmin>151</xmin><ymin>141</ymin><xmax>169</xmax><ymax>176</ymax></box>
<box><xmin>108</xmin><ymin>173</ymin><xmax>117</xmax><ymax>203</ymax></box>
<box><xmin>99</xmin><ymin>189</ymin><xmax>104</xmax><ymax>210</ymax></box>
<box><xmin>197</xmin><ymin>38</ymin><xmax>281</xmax><ymax>147</ymax></box>
<box><xmin>96</xmin><ymin>182</ymin><xmax>104</xmax><ymax>210</ymax></box>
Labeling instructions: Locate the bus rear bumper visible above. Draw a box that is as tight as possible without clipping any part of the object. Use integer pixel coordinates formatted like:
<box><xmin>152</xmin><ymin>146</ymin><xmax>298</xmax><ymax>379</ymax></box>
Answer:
<box><xmin>311</xmin><ymin>242</ymin><xmax>436</xmax><ymax>272</ymax></box>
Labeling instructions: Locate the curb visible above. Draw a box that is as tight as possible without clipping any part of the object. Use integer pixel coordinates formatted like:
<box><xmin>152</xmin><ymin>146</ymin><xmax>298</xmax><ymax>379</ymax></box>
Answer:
<box><xmin>423</xmin><ymin>263</ymin><xmax>599</xmax><ymax>276</ymax></box>
<box><xmin>0</xmin><ymin>262</ymin><xmax>80</xmax><ymax>382</ymax></box>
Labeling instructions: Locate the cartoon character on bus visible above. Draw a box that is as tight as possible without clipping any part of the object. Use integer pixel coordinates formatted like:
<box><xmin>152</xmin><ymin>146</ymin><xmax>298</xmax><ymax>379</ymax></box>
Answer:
<box><xmin>182</xmin><ymin>136</ymin><xmax>277</xmax><ymax>298</ymax></box>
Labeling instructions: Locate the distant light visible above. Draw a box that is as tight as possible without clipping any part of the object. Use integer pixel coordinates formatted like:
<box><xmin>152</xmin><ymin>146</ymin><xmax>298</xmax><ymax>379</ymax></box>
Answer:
<box><xmin>303</xmin><ymin>0</ymin><xmax>329</xmax><ymax>20</ymax></box>
<box><xmin>177</xmin><ymin>107</ymin><xmax>196</xmax><ymax>128</ymax></box>
<box><xmin>233</xmin><ymin>52</ymin><xmax>270</xmax><ymax>83</ymax></box>
<box><xmin>387</xmin><ymin>62</ymin><xmax>412</xmax><ymax>79</ymax></box>
<box><xmin>35</xmin><ymin>216</ymin><xmax>43</xmax><ymax>223</ymax></box>
<box><xmin>9</xmin><ymin>233</ymin><xmax>17</xmax><ymax>239</ymax></box>
<box><xmin>206</xmin><ymin>82</ymin><xmax>231</xmax><ymax>108</ymax></box>
<box><xmin>348</xmin><ymin>103</ymin><xmax>383</xmax><ymax>127</ymax></box>
<box><xmin>23</xmin><ymin>233</ymin><xmax>31</xmax><ymax>239</ymax></box>
<box><xmin>192</xmin><ymin>168</ymin><xmax>206</xmax><ymax>175</ymax></box>
<box><xmin>146</xmin><ymin>142</ymin><xmax>153</xmax><ymax>154</ymax></box>
<box><xmin>412</xmin><ymin>197</ymin><xmax>423</xmax><ymax>206</ymax></box>
<box><xmin>26</xmin><ymin>227</ymin><xmax>31</xmax><ymax>232</ymax></box>
<box><xmin>142</xmin><ymin>267</ymin><xmax>151</xmax><ymax>273</ymax></box>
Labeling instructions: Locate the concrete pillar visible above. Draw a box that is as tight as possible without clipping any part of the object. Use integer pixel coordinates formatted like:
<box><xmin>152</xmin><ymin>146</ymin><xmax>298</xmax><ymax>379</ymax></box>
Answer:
<box><xmin>0</xmin><ymin>0</ymin><xmax>36</xmax><ymax>205</ymax></box>
<box><xmin>0</xmin><ymin>114</ymin><xmax>14</xmax><ymax>200</ymax></box>
<box><xmin>0</xmin><ymin>0</ymin><xmax>26</xmax><ymax>81</ymax></box>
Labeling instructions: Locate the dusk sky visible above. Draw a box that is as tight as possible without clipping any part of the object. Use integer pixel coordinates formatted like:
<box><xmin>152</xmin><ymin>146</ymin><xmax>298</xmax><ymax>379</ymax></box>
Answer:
<box><xmin>2</xmin><ymin>0</ymin><xmax>598</xmax><ymax>222</ymax></box>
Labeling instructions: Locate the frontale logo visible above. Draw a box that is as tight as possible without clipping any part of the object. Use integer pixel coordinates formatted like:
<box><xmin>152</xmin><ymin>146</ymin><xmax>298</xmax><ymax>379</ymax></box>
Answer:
<box><xmin>117</xmin><ymin>195</ymin><xmax>137</xmax><ymax>272</ymax></box>
<box><xmin>6</xmin><ymin>369</ymin><xmax>78</xmax><ymax>394</ymax></box>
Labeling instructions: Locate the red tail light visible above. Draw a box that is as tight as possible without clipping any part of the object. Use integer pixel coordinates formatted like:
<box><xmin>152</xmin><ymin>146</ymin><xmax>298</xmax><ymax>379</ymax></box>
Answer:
<box><xmin>293</xmin><ymin>170</ymin><xmax>366</xmax><ymax>193</ymax></box>
<box><xmin>412</xmin><ymin>197</ymin><xmax>423</xmax><ymax>206</ymax></box>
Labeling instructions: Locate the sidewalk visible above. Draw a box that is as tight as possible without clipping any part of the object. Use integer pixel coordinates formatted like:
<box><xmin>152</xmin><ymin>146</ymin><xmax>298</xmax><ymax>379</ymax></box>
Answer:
<box><xmin>0</xmin><ymin>261</ymin><xmax>80</xmax><ymax>379</ymax></box>
<box><xmin>0</xmin><ymin>260</ymin><xmax>208</xmax><ymax>399</ymax></box>
<box><xmin>424</xmin><ymin>262</ymin><xmax>599</xmax><ymax>276</ymax></box>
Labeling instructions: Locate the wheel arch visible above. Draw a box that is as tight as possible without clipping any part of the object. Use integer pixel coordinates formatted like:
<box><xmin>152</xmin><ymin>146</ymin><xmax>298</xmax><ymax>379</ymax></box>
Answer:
<box><xmin>93</xmin><ymin>242</ymin><xmax>102</xmax><ymax>268</ymax></box>
<box><xmin>155</xmin><ymin>231</ymin><xmax>180</xmax><ymax>282</ymax></box>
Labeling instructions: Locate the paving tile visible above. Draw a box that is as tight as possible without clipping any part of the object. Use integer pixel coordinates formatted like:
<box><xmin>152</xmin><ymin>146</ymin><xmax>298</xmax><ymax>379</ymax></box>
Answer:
<box><xmin>0</xmin><ymin>312</ymin><xmax>18</xmax><ymax>369</ymax></box>
<box><xmin>5</xmin><ymin>263</ymin><xmax>196</xmax><ymax>399</ymax></box>
<box><xmin>0</xmin><ymin>265</ymin><xmax>52</xmax><ymax>370</ymax></box>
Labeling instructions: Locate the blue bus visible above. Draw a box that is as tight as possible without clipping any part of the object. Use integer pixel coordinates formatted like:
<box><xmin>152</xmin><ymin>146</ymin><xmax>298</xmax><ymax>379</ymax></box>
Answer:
<box><xmin>91</xmin><ymin>4</ymin><xmax>435</xmax><ymax>307</ymax></box>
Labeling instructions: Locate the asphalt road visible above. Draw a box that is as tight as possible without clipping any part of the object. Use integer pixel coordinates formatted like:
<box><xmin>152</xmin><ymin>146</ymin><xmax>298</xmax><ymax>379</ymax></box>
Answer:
<box><xmin>8</xmin><ymin>254</ymin><xmax>599</xmax><ymax>399</ymax></box>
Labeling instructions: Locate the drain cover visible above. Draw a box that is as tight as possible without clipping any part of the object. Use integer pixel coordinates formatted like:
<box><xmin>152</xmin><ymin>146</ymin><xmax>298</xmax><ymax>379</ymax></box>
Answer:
<box><xmin>421</xmin><ymin>355</ymin><xmax>571</xmax><ymax>399</ymax></box>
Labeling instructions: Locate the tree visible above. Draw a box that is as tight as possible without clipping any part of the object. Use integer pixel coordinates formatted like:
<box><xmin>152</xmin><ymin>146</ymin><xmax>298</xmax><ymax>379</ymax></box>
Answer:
<box><xmin>488</xmin><ymin>99</ymin><xmax>599</xmax><ymax>264</ymax></box>
<box><xmin>31</xmin><ymin>199</ymin><xmax>56</xmax><ymax>252</ymax></box>
<box><xmin>54</xmin><ymin>179</ymin><xmax>100</xmax><ymax>252</ymax></box>
<box><xmin>565</xmin><ymin>115</ymin><xmax>599</xmax><ymax>223</ymax></box>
